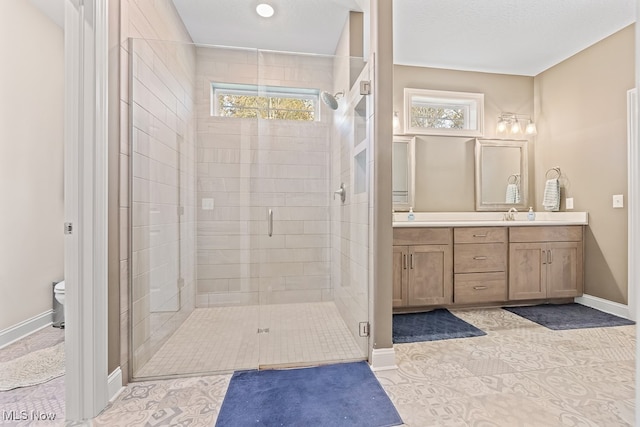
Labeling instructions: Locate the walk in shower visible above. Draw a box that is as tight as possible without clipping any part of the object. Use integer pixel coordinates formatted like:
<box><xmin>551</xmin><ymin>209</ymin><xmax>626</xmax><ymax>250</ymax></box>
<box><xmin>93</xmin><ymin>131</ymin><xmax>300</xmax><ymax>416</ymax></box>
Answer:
<box><xmin>128</xmin><ymin>39</ymin><xmax>373</xmax><ymax>379</ymax></box>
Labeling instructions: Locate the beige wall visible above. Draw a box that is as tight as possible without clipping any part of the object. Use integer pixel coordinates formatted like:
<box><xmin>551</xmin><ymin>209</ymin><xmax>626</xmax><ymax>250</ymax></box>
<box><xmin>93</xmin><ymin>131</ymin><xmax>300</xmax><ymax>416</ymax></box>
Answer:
<box><xmin>394</xmin><ymin>66</ymin><xmax>534</xmax><ymax>211</ymax></box>
<box><xmin>0</xmin><ymin>0</ymin><xmax>64</xmax><ymax>331</ymax></box>
<box><xmin>534</xmin><ymin>25</ymin><xmax>635</xmax><ymax>304</ymax></box>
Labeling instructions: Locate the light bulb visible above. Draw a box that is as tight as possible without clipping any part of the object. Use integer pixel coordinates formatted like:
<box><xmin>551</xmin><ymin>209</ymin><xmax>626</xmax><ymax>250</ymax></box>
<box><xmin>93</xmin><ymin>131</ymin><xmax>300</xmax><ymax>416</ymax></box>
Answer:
<box><xmin>256</xmin><ymin>3</ymin><xmax>275</xmax><ymax>18</ymax></box>
<box><xmin>510</xmin><ymin>120</ymin><xmax>521</xmax><ymax>134</ymax></box>
<box><xmin>496</xmin><ymin>119</ymin><xmax>507</xmax><ymax>133</ymax></box>
<box><xmin>393</xmin><ymin>112</ymin><xmax>400</xmax><ymax>129</ymax></box>
<box><xmin>525</xmin><ymin>120</ymin><xmax>537</xmax><ymax>135</ymax></box>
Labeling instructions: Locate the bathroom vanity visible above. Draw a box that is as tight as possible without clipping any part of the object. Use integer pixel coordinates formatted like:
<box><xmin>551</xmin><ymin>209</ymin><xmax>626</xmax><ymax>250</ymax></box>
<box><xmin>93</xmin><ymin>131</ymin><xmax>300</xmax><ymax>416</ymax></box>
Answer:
<box><xmin>392</xmin><ymin>212</ymin><xmax>587</xmax><ymax>310</ymax></box>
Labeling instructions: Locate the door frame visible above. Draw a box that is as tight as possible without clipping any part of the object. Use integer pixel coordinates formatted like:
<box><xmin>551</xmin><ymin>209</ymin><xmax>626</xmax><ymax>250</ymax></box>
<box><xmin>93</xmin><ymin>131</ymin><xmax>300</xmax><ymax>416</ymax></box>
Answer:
<box><xmin>64</xmin><ymin>0</ymin><xmax>110</xmax><ymax>420</ymax></box>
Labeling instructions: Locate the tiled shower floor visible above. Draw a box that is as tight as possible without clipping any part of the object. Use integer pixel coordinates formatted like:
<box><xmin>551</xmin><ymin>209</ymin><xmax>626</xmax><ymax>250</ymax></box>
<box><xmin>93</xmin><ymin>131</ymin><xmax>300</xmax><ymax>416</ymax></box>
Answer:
<box><xmin>134</xmin><ymin>302</ymin><xmax>365</xmax><ymax>378</ymax></box>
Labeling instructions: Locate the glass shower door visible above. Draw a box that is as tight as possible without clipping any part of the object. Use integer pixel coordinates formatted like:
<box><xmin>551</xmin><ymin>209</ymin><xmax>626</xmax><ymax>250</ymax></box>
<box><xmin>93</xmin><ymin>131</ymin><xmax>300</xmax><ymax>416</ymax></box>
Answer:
<box><xmin>255</xmin><ymin>51</ymin><xmax>371</xmax><ymax>368</ymax></box>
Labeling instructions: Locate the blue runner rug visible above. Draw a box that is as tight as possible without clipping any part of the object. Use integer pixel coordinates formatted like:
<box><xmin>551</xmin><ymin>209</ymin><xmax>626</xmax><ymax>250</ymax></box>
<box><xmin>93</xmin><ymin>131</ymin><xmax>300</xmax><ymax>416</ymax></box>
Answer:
<box><xmin>393</xmin><ymin>309</ymin><xmax>486</xmax><ymax>343</ymax></box>
<box><xmin>215</xmin><ymin>361</ymin><xmax>402</xmax><ymax>427</ymax></box>
<box><xmin>504</xmin><ymin>303</ymin><xmax>635</xmax><ymax>330</ymax></box>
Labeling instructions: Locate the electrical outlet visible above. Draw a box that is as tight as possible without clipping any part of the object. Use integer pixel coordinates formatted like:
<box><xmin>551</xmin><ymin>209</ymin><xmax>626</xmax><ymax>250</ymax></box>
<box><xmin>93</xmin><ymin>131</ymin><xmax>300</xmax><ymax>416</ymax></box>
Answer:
<box><xmin>613</xmin><ymin>194</ymin><xmax>624</xmax><ymax>208</ymax></box>
<box><xmin>566</xmin><ymin>198</ymin><xmax>574</xmax><ymax>210</ymax></box>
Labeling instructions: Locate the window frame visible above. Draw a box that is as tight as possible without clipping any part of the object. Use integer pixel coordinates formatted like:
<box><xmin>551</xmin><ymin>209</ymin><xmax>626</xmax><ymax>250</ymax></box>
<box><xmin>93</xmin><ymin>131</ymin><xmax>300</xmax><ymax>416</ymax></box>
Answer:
<box><xmin>403</xmin><ymin>88</ymin><xmax>484</xmax><ymax>137</ymax></box>
<box><xmin>211</xmin><ymin>83</ymin><xmax>320</xmax><ymax>122</ymax></box>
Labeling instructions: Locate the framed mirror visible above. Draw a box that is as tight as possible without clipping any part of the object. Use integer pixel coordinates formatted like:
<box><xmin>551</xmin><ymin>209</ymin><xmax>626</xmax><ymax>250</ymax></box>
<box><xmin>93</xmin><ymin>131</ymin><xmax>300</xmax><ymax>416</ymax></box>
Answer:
<box><xmin>475</xmin><ymin>139</ymin><xmax>528</xmax><ymax>211</ymax></box>
<box><xmin>392</xmin><ymin>136</ymin><xmax>415</xmax><ymax>211</ymax></box>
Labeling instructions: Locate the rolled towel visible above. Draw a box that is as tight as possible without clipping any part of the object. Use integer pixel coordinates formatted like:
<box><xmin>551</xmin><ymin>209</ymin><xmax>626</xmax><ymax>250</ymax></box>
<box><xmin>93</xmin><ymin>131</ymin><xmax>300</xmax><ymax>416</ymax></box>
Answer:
<box><xmin>542</xmin><ymin>178</ymin><xmax>560</xmax><ymax>211</ymax></box>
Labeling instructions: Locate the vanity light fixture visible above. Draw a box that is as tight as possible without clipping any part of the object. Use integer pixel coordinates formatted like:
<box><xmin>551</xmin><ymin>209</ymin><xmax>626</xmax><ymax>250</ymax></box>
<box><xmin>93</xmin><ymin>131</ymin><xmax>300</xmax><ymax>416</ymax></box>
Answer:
<box><xmin>496</xmin><ymin>113</ymin><xmax>537</xmax><ymax>136</ymax></box>
<box><xmin>256</xmin><ymin>3</ymin><xmax>275</xmax><ymax>18</ymax></box>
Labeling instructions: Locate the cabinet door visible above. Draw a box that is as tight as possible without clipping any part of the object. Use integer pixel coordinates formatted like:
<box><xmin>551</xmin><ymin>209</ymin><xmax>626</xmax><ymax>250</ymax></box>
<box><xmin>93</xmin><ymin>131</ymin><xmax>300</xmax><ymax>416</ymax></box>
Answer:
<box><xmin>509</xmin><ymin>243</ymin><xmax>547</xmax><ymax>300</ymax></box>
<box><xmin>408</xmin><ymin>245</ymin><xmax>453</xmax><ymax>306</ymax></box>
<box><xmin>546</xmin><ymin>242</ymin><xmax>583</xmax><ymax>298</ymax></box>
<box><xmin>392</xmin><ymin>246</ymin><xmax>408</xmax><ymax>307</ymax></box>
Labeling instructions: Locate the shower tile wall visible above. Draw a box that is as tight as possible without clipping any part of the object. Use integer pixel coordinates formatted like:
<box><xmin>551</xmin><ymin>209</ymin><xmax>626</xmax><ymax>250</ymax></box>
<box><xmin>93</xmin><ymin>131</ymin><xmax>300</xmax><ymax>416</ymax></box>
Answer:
<box><xmin>128</xmin><ymin>38</ymin><xmax>197</xmax><ymax>374</ymax></box>
<box><xmin>194</xmin><ymin>47</ymin><xmax>335</xmax><ymax>307</ymax></box>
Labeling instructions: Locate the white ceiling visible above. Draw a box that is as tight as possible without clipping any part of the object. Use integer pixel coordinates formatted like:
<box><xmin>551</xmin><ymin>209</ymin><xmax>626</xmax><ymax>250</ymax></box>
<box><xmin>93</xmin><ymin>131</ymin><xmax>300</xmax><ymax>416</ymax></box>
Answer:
<box><xmin>394</xmin><ymin>0</ymin><xmax>636</xmax><ymax>76</ymax></box>
<box><xmin>172</xmin><ymin>0</ymin><xmax>363</xmax><ymax>55</ymax></box>
<box><xmin>30</xmin><ymin>0</ymin><xmax>635</xmax><ymax>76</ymax></box>
<box><xmin>174</xmin><ymin>0</ymin><xmax>635</xmax><ymax>76</ymax></box>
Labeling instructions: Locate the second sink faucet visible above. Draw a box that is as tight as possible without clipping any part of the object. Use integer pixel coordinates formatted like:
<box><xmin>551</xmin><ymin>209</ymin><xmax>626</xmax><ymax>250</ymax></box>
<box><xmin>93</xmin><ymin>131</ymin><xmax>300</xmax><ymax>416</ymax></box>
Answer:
<box><xmin>504</xmin><ymin>207</ymin><xmax>518</xmax><ymax>221</ymax></box>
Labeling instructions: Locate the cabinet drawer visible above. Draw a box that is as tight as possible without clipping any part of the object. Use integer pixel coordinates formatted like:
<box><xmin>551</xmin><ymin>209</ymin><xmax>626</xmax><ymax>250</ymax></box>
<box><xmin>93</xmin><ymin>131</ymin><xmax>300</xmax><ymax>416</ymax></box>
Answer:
<box><xmin>454</xmin><ymin>243</ymin><xmax>507</xmax><ymax>273</ymax></box>
<box><xmin>509</xmin><ymin>226</ymin><xmax>583</xmax><ymax>243</ymax></box>
<box><xmin>454</xmin><ymin>227</ymin><xmax>507</xmax><ymax>244</ymax></box>
<box><xmin>454</xmin><ymin>272</ymin><xmax>507</xmax><ymax>304</ymax></box>
<box><xmin>393</xmin><ymin>228</ymin><xmax>452</xmax><ymax>246</ymax></box>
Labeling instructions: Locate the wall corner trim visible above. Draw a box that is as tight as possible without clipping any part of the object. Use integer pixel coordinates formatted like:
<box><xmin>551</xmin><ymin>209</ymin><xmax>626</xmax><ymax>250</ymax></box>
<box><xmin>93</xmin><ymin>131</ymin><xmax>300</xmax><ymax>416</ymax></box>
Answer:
<box><xmin>107</xmin><ymin>368</ymin><xmax>124</xmax><ymax>403</ymax></box>
<box><xmin>369</xmin><ymin>347</ymin><xmax>397</xmax><ymax>371</ymax></box>
<box><xmin>0</xmin><ymin>310</ymin><xmax>53</xmax><ymax>349</ymax></box>
<box><xmin>574</xmin><ymin>294</ymin><xmax>631</xmax><ymax>319</ymax></box>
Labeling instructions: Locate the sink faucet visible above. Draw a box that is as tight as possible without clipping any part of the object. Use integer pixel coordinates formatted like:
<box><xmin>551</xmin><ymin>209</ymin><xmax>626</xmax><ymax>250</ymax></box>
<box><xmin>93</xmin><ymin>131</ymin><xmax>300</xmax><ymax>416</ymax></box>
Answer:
<box><xmin>504</xmin><ymin>207</ymin><xmax>518</xmax><ymax>221</ymax></box>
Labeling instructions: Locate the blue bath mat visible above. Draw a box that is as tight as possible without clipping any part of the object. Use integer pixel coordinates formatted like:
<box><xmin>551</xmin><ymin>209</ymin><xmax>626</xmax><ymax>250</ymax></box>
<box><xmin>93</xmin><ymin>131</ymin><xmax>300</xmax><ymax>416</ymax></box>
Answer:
<box><xmin>393</xmin><ymin>309</ymin><xmax>486</xmax><ymax>343</ymax></box>
<box><xmin>504</xmin><ymin>303</ymin><xmax>635</xmax><ymax>330</ymax></box>
<box><xmin>215</xmin><ymin>361</ymin><xmax>402</xmax><ymax>427</ymax></box>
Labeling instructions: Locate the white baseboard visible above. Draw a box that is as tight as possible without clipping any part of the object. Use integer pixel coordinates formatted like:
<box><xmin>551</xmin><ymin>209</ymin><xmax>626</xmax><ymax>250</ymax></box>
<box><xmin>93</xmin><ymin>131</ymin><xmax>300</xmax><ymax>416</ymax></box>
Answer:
<box><xmin>0</xmin><ymin>310</ymin><xmax>54</xmax><ymax>349</ymax></box>
<box><xmin>107</xmin><ymin>368</ymin><xmax>124</xmax><ymax>402</ymax></box>
<box><xmin>369</xmin><ymin>347</ymin><xmax>397</xmax><ymax>371</ymax></box>
<box><xmin>575</xmin><ymin>294</ymin><xmax>631</xmax><ymax>319</ymax></box>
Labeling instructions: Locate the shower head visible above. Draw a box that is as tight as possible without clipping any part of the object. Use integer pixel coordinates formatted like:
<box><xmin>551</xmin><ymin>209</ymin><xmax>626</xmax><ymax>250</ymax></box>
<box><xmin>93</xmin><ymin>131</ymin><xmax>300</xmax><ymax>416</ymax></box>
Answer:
<box><xmin>320</xmin><ymin>91</ymin><xmax>344</xmax><ymax>110</ymax></box>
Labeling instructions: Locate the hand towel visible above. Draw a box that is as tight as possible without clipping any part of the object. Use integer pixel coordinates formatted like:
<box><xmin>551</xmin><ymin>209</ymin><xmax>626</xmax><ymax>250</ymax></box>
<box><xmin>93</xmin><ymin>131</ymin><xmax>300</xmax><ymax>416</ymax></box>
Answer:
<box><xmin>505</xmin><ymin>183</ymin><xmax>520</xmax><ymax>204</ymax></box>
<box><xmin>542</xmin><ymin>178</ymin><xmax>560</xmax><ymax>211</ymax></box>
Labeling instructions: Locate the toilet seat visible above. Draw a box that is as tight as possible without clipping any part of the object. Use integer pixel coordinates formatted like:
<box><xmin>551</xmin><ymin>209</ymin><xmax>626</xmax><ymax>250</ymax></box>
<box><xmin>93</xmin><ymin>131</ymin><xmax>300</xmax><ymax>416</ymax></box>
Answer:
<box><xmin>54</xmin><ymin>281</ymin><xmax>65</xmax><ymax>305</ymax></box>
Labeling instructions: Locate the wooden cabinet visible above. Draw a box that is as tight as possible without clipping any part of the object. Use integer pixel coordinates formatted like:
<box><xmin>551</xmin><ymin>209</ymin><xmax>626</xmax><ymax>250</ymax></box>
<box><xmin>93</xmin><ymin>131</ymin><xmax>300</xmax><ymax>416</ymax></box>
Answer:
<box><xmin>453</xmin><ymin>227</ymin><xmax>507</xmax><ymax>304</ymax></box>
<box><xmin>509</xmin><ymin>226</ymin><xmax>583</xmax><ymax>300</ymax></box>
<box><xmin>392</xmin><ymin>228</ymin><xmax>453</xmax><ymax>307</ymax></box>
<box><xmin>392</xmin><ymin>224</ymin><xmax>584</xmax><ymax>310</ymax></box>
<box><xmin>392</xmin><ymin>246</ymin><xmax>408</xmax><ymax>307</ymax></box>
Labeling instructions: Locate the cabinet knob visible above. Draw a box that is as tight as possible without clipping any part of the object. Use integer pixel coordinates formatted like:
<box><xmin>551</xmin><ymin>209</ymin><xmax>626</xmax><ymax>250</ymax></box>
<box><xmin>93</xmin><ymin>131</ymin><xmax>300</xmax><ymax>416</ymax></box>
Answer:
<box><xmin>473</xmin><ymin>286</ymin><xmax>488</xmax><ymax>290</ymax></box>
<box><xmin>473</xmin><ymin>234</ymin><xmax>487</xmax><ymax>238</ymax></box>
<box><xmin>473</xmin><ymin>256</ymin><xmax>487</xmax><ymax>260</ymax></box>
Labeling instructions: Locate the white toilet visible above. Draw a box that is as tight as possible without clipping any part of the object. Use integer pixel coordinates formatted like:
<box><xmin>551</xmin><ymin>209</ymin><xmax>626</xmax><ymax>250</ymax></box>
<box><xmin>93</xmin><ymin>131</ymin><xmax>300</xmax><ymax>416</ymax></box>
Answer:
<box><xmin>54</xmin><ymin>280</ymin><xmax>65</xmax><ymax>305</ymax></box>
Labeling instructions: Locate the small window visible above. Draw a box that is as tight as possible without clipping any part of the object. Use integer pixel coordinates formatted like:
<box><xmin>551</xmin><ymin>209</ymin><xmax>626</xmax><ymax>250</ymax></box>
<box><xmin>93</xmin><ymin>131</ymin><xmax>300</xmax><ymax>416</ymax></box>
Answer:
<box><xmin>404</xmin><ymin>88</ymin><xmax>484</xmax><ymax>137</ymax></box>
<box><xmin>212</xmin><ymin>83</ymin><xmax>318</xmax><ymax>121</ymax></box>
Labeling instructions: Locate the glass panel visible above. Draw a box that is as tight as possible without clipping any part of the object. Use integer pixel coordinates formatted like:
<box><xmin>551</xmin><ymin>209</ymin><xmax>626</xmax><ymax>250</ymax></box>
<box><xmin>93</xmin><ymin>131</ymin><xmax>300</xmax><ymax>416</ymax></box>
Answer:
<box><xmin>130</xmin><ymin>39</ymin><xmax>369</xmax><ymax>379</ymax></box>
<box><xmin>256</xmin><ymin>50</ymin><xmax>369</xmax><ymax>367</ymax></box>
<box><xmin>129</xmin><ymin>39</ymin><xmax>198</xmax><ymax>378</ymax></box>
<box><xmin>330</xmin><ymin>59</ymin><xmax>372</xmax><ymax>359</ymax></box>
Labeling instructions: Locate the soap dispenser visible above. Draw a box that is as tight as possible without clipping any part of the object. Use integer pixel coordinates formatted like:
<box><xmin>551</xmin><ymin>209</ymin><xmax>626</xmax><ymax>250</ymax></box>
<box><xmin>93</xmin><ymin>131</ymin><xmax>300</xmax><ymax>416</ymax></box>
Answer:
<box><xmin>408</xmin><ymin>207</ymin><xmax>415</xmax><ymax>221</ymax></box>
<box><xmin>527</xmin><ymin>207</ymin><xmax>535</xmax><ymax>221</ymax></box>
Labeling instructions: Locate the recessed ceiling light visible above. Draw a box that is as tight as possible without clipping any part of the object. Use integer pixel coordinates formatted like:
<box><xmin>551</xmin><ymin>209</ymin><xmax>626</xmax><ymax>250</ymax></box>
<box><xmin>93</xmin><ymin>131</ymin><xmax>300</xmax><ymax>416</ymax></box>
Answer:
<box><xmin>256</xmin><ymin>3</ymin><xmax>275</xmax><ymax>18</ymax></box>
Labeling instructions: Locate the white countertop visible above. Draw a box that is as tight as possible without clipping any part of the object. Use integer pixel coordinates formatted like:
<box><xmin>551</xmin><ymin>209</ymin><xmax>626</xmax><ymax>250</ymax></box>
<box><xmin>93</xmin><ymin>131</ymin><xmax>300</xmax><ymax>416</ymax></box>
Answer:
<box><xmin>393</xmin><ymin>211</ymin><xmax>588</xmax><ymax>228</ymax></box>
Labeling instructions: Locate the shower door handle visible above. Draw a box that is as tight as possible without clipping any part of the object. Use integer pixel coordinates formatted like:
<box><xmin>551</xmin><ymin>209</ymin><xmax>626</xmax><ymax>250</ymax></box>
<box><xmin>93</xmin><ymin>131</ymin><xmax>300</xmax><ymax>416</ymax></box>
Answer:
<box><xmin>333</xmin><ymin>183</ymin><xmax>346</xmax><ymax>203</ymax></box>
<box><xmin>268</xmin><ymin>209</ymin><xmax>273</xmax><ymax>237</ymax></box>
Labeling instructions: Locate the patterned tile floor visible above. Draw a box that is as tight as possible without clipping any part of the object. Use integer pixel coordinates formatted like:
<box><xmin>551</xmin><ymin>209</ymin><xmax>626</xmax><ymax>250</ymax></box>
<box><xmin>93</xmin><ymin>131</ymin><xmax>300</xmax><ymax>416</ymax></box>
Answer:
<box><xmin>135</xmin><ymin>302</ymin><xmax>365</xmax><ymax>378</ymax></box>
<box><xmin>0</xmin><ymin>326</ymin><xmax>65</xmax><ymax>426</ymax></box>
<box><xmin>1</xmin><ymin>308</ymin><xmax>636</xmax><ymax>426</ymax></box>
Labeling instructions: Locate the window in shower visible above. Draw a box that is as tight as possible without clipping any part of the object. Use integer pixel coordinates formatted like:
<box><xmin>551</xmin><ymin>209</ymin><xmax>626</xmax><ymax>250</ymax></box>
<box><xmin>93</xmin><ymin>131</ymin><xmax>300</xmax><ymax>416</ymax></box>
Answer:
<box><xmin>212</xmin><ymin>83</ymin><xmax>319</xmax><ymax>121</ymax></box>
